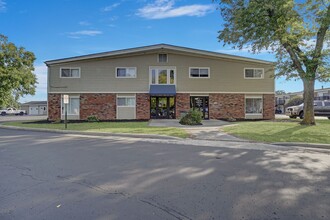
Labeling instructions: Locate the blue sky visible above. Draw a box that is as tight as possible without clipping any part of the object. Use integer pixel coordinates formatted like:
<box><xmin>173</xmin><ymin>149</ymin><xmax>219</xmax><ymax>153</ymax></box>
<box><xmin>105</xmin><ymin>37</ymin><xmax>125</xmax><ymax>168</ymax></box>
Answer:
<box><xmin>1</xmin><ymin>0</ymin><xmax>329</xmax><ymax>102</ymax></box>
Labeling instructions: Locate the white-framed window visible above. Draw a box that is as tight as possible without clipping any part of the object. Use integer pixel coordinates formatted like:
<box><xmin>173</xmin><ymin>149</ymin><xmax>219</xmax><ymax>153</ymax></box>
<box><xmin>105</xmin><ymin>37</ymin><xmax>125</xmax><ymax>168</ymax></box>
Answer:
<box><xmin>61</xmin><ymin>95</ymin><xmax>80</xmax><ymax>115</ymax></box>
<box><xmin>149</xmin><ymin>67</ymin><xmax>176</xmax><ymax>85</ymax></box>
<box><xmin>245</xmin><ymin>96</ymin><xmax>263</xmax><ymax>114</ymax></box>
<box><xmin>189</xmin><ymin>67</ymin><xmax>210</xmax><ymax>78</ymax></box>
<box><xmin>158</xmin><ymin>54</ymin><xmax>168</xmax><ymax>63</ymax></box>
<box><xmin>116</xmin><ymin>67</ymin><xmax>137</xmax><ymax>78</ymax></box>
<box><xmin>117</xmin><ymin>97</ymin><xmax>136</xmax><ymax>107</ymax></box>
<box><xmin>60</xmin><ymin>67</ymin><xmax>80</xmax><ymax>78</ymax></box>
<box><xmin>244</xmin><ymin>68</ymin><xmax>264</xmax><ymax>79</ymax></box>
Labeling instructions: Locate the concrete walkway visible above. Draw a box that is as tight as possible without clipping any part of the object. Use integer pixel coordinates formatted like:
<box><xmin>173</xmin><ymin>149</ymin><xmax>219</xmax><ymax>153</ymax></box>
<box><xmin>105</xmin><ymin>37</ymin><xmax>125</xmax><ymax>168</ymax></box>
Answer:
<box><xmin>149</xmin><ymin>119</ymin><xmax>245</xmax><ymax>142</ymax></box>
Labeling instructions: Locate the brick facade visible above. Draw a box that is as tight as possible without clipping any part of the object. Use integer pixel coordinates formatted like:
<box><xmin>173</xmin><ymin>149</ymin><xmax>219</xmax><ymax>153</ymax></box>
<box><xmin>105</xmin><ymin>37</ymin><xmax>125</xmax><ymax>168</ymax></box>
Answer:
<box><xmin>209</xmin><ymin>94</ymin><xmax>245</xmax><ymax>120</ymax></box>
<box><xmin>80</xmin><ymin>94</ymin><xmax>116</xmax><ymax>120</ymax></box>
<box><xmin>263</xmin><ymin>94</ymin><xmax>275</xmax><ymax>120</ymax></box>
<box><xmin>175</xmin><ymin>93</ymin><xmax>190</xmax><ymax>119</ymax></box>
<box><xmin>48</xmin><ymin>92</ymin><xmax>274</xmax><ymax>121</ymax></box>
<box><xmin>48</xmin><ymin>94</ymin><xmax>61</xmax><ymax>121</ymax></box>
<box><xmin>136</xmin><ymin>93</ymin><xmax>150</xmax><ymax>120</ymax></box>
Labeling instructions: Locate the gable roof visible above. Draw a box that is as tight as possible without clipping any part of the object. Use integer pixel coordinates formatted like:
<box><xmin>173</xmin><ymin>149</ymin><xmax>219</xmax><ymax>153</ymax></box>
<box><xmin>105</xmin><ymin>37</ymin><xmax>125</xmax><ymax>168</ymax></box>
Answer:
<box><xmin>45</xmin><ymin>44</ymin><xmax>274</xmax><ymax>65</ymax></box>
<box><xmin>21</xmin><ymin>101</ymin><xmax>47</xmax><ymax>106</ymax></box>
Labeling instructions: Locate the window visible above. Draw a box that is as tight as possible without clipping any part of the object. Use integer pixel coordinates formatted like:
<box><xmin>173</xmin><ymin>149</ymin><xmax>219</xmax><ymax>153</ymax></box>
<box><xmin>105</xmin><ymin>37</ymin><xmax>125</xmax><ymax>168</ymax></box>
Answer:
<box><xmin>314</xmin><ymin>101</ymin><xmax>323</xmax><ymax>106</ymax></box>
<box><xmin>60</xmin><ymin>68</ymin><xmax>80</xmax><ymax>78</ymax></box>
<box><xmin>117</xmin><ymin>97</ymin><xmax>136</xmax><ymax>107</ymax></box>
<box><xmin>244</xmin><ymin>68</ymin><xmax>264</xmax><ymax>79</ymax></box>
<box><xmin>189</xmin><ymin>67</ymin><xmax>210</xmax><ymax>78</ymax></box>
<box><xmin>324</xmin><ymin>101</ymin><xmax>330</xmax><ymax>106</ymax></box>
<box><xmin>150</xmin><ymin>67</ymin><xmax>176</xmax><ymax>85</ymax></box>
<box><xmin>116</xmin><ymin>67</ymin><xmax>137</xmax><ymax>78</ymax></box>
<box><xmin>61</xmin><ymin>96</ymin><xmax>80</xmax><ymax>115</ymax></box>
<box><xmin>158</xmin><ymin>54</ymin><xmax>168</xmax><ymax>63</ymax></box>
<box><xmin>246</xmin><ymin>98</ymin><xmax>263</xmax><ymax>114</ymax></box>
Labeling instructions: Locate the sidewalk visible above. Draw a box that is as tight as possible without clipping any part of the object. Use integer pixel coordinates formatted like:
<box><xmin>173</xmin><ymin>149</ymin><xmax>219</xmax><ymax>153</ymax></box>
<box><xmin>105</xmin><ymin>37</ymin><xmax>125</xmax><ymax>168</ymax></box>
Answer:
<box><xmin>149</xmin><ymin>119</ymin><xmax>248</xmax><ymax>142</ymax></box>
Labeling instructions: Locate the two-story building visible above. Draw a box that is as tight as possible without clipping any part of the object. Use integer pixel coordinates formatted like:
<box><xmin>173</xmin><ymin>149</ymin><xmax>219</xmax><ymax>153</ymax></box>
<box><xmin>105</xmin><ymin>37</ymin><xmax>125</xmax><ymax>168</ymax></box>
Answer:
<box><xmin>45</xmin><ymin>44</ymin><xmax>275</xmax><ymax>121</ymax></box>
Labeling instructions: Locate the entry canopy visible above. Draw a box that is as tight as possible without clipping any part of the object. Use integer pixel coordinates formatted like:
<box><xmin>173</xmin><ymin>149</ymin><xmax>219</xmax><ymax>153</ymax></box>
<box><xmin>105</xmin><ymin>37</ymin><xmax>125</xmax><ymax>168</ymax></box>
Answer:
<box><xmin>149</xmin><ymin>85</ymin><xmax>176</xmax><ymax>96</ymax></box>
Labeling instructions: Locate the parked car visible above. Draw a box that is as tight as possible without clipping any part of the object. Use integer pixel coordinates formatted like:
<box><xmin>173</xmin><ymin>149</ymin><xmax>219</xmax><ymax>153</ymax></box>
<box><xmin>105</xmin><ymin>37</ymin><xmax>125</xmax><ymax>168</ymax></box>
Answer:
<box><xmin>285</xmin><ymin>100</ymin><xmax>330</xmax><ymax>119</ymax></box>
<box><xmin>0</xmin><ymin>107</ymin><xmax>26</xmax><ymax>116</ymax></box>
<box><xmin>275</xmin><ymin>109</ymin><xmax>282</xmax><ymax>114</ymax></box>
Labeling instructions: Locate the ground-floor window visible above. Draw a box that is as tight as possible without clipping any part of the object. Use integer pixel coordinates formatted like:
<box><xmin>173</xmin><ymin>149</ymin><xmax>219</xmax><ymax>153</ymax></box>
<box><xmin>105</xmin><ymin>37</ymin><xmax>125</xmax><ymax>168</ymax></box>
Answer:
<box><xmin>117</xmin><ymin>96</ymin><xmax>136</xmax><ymax>119</ymax></box>
<box><xmin>61</xmin><ymin>95</ymin><xmax>80</xmax><ymax>115</ymax></box>
<box><xmin>190</xmin><ymin>96</ymin><xmax>209</xmax><ymax>119</ymax></box>
<box><xmin>150</xmin><ymin>96</ymin><xmax>175</xmax><ymax>119</ymax></box>
<box><xmin>245</xmin><ymin>97</ymin><xmax>263</xmax><ymax>114</ymax></box>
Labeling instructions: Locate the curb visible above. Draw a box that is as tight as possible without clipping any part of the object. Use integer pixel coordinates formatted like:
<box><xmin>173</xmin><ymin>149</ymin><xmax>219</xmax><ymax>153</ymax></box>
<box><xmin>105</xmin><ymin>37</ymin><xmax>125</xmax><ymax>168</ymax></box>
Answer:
<box><xmin>271</xmin><ymin>142</ymin><xmax>330</xmax><ymax>150</ymax></box>
<box><xmin>0</xmin><ymin>125</ymin><xmax>182</xmax><ymax>140</ymax></box>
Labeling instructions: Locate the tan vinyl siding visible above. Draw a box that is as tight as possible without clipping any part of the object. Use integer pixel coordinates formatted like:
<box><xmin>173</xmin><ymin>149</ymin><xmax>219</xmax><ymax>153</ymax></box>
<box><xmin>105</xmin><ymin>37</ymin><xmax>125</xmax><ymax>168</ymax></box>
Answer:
<box><xmin>48</xmin><ymin>51</ymin><xmax>274</xmax><ymax>94</ymax></box>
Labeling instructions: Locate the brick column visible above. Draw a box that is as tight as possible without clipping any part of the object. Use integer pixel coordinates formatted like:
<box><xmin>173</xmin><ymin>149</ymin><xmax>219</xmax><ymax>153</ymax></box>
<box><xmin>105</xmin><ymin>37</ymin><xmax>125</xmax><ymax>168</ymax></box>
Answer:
<box><xmin>209</xmin><ymin>94</ymin><xmax>245</xmax><ymax>120</ymax></box>
<box><xmin>80</xmin><ymin>94</ymin><xmax>116</xmax><ymax>120</ymax></box>
<box><xmin>48</xmin><ymin>94</ymin><xmax>61</xmax><ymax>121</ymax></box>
<box><xmin>263</xmin><ymin>94</ymin><xmax>275</xmax><ymax>120</ymax></box>
<box><xmin>175</xmin><ymin>93</ymin><xmax>190</xmax><ymax>119</ymax></box>
<box><xmin>136</xmin><ymin>93</ymin><xmax>150</xmax><ymax>120</ymax></box>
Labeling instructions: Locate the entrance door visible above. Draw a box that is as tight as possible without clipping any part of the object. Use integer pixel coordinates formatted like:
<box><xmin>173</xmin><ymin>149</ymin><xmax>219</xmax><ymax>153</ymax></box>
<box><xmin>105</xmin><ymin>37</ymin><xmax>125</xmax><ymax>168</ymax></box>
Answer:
<box><xmin>150</xmin><ymin>97</ymin><xmax>175</xmax><ymax>119</ymax></box>
<box><xmin>190</xmin><ymin>96</ymin><xmax>209</xmax><ymax>119</ymax></box>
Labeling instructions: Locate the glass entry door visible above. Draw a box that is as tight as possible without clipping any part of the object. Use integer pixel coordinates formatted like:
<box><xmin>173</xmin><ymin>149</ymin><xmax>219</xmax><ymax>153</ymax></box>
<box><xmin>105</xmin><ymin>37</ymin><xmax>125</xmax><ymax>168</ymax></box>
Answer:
<box><xmin>190</xmin><ymin>96</ymin><xmax>209</xmax><ymax>119</ymax></box>
<box><xmin>150</xmin><ymin>97</ymin><xmax>175</xmax><ymax>119</ymax></box>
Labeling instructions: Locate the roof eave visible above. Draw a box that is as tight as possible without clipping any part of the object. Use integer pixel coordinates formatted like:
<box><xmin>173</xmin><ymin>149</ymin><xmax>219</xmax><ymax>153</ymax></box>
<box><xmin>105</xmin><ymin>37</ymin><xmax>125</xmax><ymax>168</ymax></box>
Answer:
<box><xmin>44</xmin><ymin>44</ymin><xmax>274</xmax><ymax>66</ymax></box>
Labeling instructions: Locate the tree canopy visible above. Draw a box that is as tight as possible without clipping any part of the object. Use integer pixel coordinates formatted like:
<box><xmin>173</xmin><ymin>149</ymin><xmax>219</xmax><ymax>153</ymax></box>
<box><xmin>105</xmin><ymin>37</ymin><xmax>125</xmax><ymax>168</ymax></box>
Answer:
<box><xmin>216</xmin><ymin>0</ymin><xmax>330</xmax><ymax>125</ymax></box>
<box><xmin>0</xmin><ymin>34</ymin><xmax>37</xmax><ymax>107</ymax></box>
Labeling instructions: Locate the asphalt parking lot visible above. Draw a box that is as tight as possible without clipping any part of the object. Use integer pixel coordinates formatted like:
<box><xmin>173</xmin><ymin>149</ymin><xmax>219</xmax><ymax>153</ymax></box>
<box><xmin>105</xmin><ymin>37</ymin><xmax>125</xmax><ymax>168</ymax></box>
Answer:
<box><xmin>0</xmin><ymin>115</ymin><xmax>47</xmax><ymax>122</ymax></box>
<box><xmin>0</xmin><ymin>128</ymin><xmax>329</xmax><ymax>220</ymax></box>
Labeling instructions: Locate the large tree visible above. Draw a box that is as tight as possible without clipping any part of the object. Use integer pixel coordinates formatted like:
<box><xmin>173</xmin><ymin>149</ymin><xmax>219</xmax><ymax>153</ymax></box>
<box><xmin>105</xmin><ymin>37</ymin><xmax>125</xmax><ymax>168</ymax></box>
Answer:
<box><xmin>215</xmin><ymin>0</ymin><xmax>330</xmax><ymax>125</ymax></box>
<box><xmin>0</xmin><ymin>34</ymin><xmax>37</xmax><ymax>107</ymax></box>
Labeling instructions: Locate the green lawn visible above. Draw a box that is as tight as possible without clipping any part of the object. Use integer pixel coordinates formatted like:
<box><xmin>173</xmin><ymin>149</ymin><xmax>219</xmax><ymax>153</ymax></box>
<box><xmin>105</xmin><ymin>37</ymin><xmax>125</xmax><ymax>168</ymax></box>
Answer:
<box><xmin>222</xmin><ymin>120</ymin><xmax>330</xmax><ymax>144</ymax></box>
<box><xmin>3</xmin><ymin>121</ymin><xmax>189</xmax><ymax>138</ymax></box>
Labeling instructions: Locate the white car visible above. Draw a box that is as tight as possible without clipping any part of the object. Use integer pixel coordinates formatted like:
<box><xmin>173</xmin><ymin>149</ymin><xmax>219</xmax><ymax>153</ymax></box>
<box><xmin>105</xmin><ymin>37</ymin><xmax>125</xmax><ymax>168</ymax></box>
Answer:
<box><xmin>0</xmin><ymin>108</ymin><xmax>26</xmax><ymax>116</ymax></box>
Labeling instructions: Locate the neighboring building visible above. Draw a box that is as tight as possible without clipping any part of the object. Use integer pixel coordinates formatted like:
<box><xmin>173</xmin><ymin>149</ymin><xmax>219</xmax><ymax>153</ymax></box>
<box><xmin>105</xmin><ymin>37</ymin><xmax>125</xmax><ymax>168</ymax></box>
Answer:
<box><xmin>21</xmin><ymin>101</ymin><xmax>47</xmax><ymax>115</ymax></box>
<box><xmin>45</xmin><ymin>44</ymin><xmax>275</xmax><ymax>121</ymax></box>
<box><xmin>275</xmin><ymin>86</ymin><xmax>330</xmax><ymax>112</ymax></box>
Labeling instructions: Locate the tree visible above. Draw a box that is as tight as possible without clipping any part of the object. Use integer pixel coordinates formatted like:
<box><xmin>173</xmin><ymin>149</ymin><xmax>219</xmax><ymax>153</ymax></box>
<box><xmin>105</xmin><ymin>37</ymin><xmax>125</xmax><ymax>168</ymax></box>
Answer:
<box><xmin>215</xmin><ymin>0</ymin><xmax>330</xmax><ymax>125</ymax></box>
<box><xmin>0</xmin><ymin>34</ymin><xmax>37</xmax><ymax>107</ymax></box>
<box><xmin>275</xmin><ymin>90</ymin><xmax>286</xmax><ymax>95</ymax></box>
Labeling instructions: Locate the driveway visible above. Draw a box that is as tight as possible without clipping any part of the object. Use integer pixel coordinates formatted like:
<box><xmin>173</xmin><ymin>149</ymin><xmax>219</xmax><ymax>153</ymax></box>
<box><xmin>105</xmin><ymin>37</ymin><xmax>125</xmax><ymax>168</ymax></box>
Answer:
<box><xmin>0</xmin><ymin>128</ymin><xmax>329</xmax><ymax>220</ymax></box>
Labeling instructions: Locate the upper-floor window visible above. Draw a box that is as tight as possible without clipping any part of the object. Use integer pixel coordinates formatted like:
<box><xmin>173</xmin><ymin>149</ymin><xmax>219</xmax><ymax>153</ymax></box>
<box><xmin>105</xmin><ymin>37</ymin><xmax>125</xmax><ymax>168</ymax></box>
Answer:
<box><xmin>158</xmin><ymin>54</ymin><xmax>168</xmax><ymax>63</ymax></box>
<box><xmin>150</xmin><ymin>67</ymin><xmax>175</xmax><ymax>85</ymax></box>
<box><xmin>116</xmin><ymin>67</ymin><xmax>137</xmax><ymax>78</ymax></box>
<box><xmin>244</xmin><ymin>68</ymin><xmax>264</xmax><ymax>79</ymax></box>
<box><xmin>189</xmin><ymin>67</ymin><xmax>210</xmax><ymax>78</ymax></box>
<box><xmin>60</xmin><ymin>67</ymin><xmax>80</xmax><ymax>78</ymax></box>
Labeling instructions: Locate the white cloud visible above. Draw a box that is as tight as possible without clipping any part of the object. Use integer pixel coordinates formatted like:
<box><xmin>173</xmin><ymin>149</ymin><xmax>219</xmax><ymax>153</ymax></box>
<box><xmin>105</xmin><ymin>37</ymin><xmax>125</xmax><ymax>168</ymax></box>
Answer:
<box><xmin>67</xmin><ymin>30</ymin><xmax>103</xmax><ymax>39</ymax></box>
<box><xmin>102</xmin><ymin>3</ymin><xmax>120</xmax><ymax>12</ymax></box>
<box><xmin>137</xmin><ymin>0</ymin><xmax>214</xmax><ymax>19</ymax></box>
<box><xmin>79</xmin><ymin>21</ymin><xmax>91</xmax><ymax>26</ymax></box>
<box><xmin>0</xmin><ymin>0</ymin><xmax>6</xmax><ymax>12</ymax></box>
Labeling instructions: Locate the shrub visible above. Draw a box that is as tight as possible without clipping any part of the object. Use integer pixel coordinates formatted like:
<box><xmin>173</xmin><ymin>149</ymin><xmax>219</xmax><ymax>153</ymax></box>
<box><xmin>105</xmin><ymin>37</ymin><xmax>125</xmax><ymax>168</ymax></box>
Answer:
<box><xmin>87</xmin><ymin>115</ymin><xmax>99</xmax><ymax>122</ymax></box>
<box><xmin>52</xmin><ymin>119</ymin><xmax>62</xmax><ymax>124</ymax></box>
<box><xmin>179</xmin><ymin>109</ymin><xmax>202</xmax><ymax>125</ymax></box>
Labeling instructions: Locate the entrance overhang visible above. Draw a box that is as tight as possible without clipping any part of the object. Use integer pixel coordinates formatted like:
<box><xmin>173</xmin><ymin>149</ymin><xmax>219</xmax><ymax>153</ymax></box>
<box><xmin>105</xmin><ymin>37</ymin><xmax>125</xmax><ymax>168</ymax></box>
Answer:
<box><xmin>149</xmin><ymin>85</ymin><xmax>176</xmax><ymax>96</ymax></box>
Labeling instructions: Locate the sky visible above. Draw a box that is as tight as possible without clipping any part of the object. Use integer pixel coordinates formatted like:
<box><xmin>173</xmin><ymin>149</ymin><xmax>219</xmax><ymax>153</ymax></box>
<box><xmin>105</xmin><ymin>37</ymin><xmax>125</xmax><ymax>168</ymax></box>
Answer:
<box><xmin>1</xmin><ymin>0</ymin><xmax>329</xmax><ymax>102</ymax></box>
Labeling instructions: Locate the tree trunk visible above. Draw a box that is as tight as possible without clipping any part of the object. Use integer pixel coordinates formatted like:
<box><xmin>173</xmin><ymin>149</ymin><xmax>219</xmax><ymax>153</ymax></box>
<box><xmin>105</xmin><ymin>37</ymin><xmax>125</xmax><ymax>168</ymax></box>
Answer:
<box><xmin>301</xmin><ymin>78</ymin><xmax>316</xmax><ymax>125</ymax></box>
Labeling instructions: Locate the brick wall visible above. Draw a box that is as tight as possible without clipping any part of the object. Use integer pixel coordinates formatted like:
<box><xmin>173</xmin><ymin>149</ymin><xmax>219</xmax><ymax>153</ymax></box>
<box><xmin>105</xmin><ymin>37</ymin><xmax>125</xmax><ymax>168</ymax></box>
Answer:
<box><xmin>209</xmin><ymin>94</ymin><xmax>245</xmax><ymax>119</ymax></box>
<box><xmin>48</xmin><ymin>94</ymin><xmax>61</xmax><ymax>121</ymax></box>
<box><xmin>80</xmin><ymin>94</ymin><xmax>116</xmax><ymax>120</ymax></box>
<box><xmin>136</xmin><ymin>93</ymin><xmax>150</xmax><ymax>119</ymax></box>
<box><xmin>263</xmin><ymin>94</ymin><xmax>275</xmax><ymax>120</ymax></box>
<box><xmin>176</xmin><ymin>93</ymin><xmax>190</xmax><ymax>119</ymax></box>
